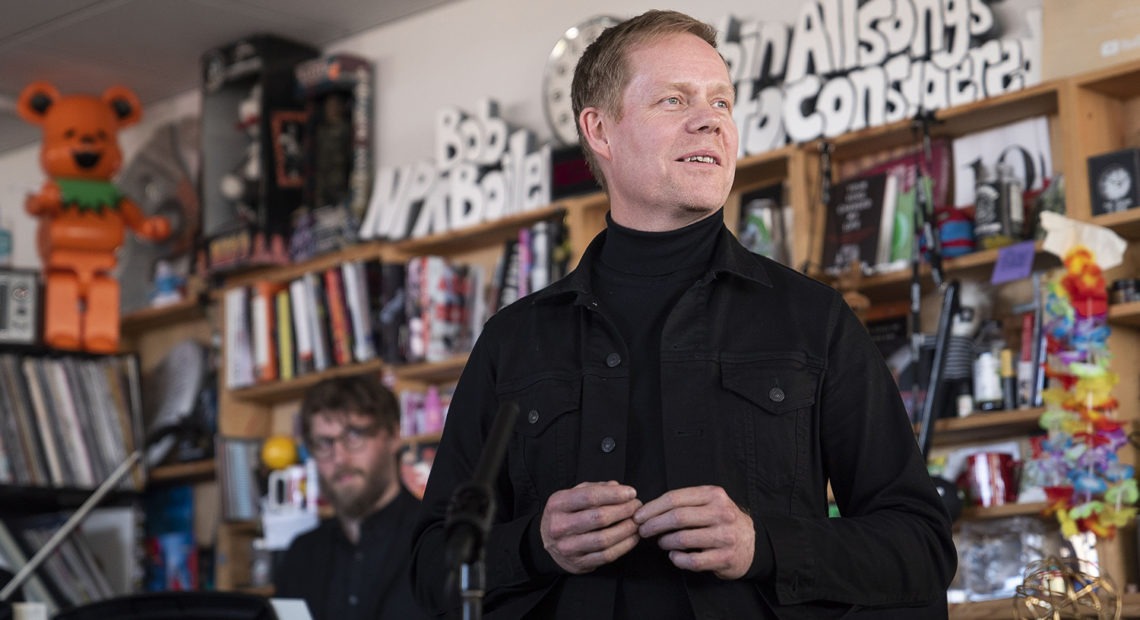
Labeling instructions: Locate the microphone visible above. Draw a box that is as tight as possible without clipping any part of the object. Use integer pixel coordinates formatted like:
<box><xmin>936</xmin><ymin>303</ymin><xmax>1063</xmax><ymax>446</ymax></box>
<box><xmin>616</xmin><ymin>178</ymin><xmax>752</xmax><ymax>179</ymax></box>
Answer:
<box><xmin>444</xmin><ymin>401</ymin><xmax>520</xmax><ymax>570</ymax></box>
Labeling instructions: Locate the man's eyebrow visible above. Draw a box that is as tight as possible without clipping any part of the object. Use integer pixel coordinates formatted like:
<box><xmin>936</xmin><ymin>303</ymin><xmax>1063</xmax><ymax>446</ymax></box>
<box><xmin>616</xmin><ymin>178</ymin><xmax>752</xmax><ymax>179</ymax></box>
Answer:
<box><xmin>665</xmin><ymin>81</ymin><xmax>735</xmax><ymax>100</ymax></box>
<box><xmin>710</xmin><ymin>83</ymin><xmax>736</xmax><ymax>100</ymax></box>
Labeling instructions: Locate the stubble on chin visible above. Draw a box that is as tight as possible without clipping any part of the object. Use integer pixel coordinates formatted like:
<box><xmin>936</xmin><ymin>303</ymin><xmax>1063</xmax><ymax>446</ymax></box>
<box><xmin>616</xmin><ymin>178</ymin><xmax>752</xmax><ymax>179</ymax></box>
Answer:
<box><xmin>324</xmin><ymin>468</ymin><xmax>386</xmax><ymax>519</ymax></box>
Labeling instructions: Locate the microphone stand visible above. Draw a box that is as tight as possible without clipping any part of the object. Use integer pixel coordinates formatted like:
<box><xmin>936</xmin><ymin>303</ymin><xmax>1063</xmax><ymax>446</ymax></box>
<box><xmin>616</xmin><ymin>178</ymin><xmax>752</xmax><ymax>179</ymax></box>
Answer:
<box><xmin>908</xmin><ymin>111</ymin><xmax>944</xmax><ymax>419</ymax></box>
<box><xmin>444</xmin><ymin>402</ymin><xmax>519</xmax><ymax>620</ymax></box>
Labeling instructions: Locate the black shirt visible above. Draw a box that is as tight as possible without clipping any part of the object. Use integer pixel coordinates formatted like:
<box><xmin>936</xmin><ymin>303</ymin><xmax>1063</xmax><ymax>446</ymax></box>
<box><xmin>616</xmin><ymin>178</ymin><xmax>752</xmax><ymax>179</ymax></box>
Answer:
<box><xmin>593</xmin><ymin>211</ymin><xmax>721</xmax><ymax>620</ymax></box>
<box><xmin>274</xmin><ymin>487</ymin><xmax>429</xmax><ymax>620</ymax></box>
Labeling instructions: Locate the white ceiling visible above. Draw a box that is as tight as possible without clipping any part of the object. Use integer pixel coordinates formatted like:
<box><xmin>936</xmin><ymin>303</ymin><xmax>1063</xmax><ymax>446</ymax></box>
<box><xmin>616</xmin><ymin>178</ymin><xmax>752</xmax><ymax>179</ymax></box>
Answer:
<box><xmin>0</xmin><ymin>0</ymin><xmax>458</xmax><ymax>155</ymax></box>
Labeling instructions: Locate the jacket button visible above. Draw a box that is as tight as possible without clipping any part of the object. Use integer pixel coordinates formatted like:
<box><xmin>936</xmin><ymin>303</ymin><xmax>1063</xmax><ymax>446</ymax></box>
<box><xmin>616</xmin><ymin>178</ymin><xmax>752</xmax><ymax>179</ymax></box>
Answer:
<box><xmin>769</xmin><ymin>387</ymin><xmax>785</xmax><ymax>403</ymax></box>
<box><xmin>527</xmin><ymin>409</ymin><xmax>540</xmax><ymax>424</ymax></box>
<box><xmin>600</xmin><ymin>436</ymin><xmax>616</xmax><ymax>453</ymax></box>
<box><xmin>605</xmin><ymin>352</ymin><xmax>621</xmax><ymax>367</ymax></box>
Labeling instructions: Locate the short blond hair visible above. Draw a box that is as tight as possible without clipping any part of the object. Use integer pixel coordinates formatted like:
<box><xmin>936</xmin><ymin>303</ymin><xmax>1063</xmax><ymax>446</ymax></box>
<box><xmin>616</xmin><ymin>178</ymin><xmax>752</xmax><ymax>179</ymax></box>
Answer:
<box><xmin>571</xmin><ymin>10</ymin><xmax>719</xmax><ymax>189</ymax></box>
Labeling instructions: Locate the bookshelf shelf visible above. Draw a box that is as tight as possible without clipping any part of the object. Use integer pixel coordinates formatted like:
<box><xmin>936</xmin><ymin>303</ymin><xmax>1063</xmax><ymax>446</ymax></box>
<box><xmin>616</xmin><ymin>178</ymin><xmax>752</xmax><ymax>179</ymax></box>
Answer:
<box><xmin>1091</xmin><ymin>209</ymin><xmax>1140</xmax><ymax>240</ymax></box>
<box><xmin>959</xmin><ymin>501</ymin><xmax>1050</xmax><ymax>521</ymax></box>
<box><xmin>402</xmin><ymin>431</ymin><xmax>442</xmax><ymax>447</ymax></box>
<box><xmin>392</xmin><ymin>354</ymin><xmax>468</xmax><ymax>384</ymax></box>
<box><xmin>827</xmin><ymin>243</ymin><xmax>1060</xmax><ymax>304</ymax></box>
<box><xmin>930</xmin><ymin>408</ymin><xmax>1045</xmax><ymax>447</ymax></box>
<box><xmin>391</xmin><ymin>204</ymin><xmax>569</xmax><ymax>259</ymax></box>
<box><xmin>223</xmin><ymin>240</ymin><xmax>393</xmax><ymax>289</ymax></box>
<box><xmin>0</xmin><ymin>485</ymin><xmax>136</xmax><ymax>515</ymax></box>
<box><xmin>120</xmin><ymin>297</ymin><xmax>207</xmax><ymax>332</ymax></box>
<box><xmin>1108</xmin><ymin>300</ymin><xmax>1140</xmax><ymax>327</ymax></box>
<box><xmin>229</xmin><ymin>358</ymin><xmax>386</xmax><ymax>405</ymax></box>
<box><xmin>824</xmin><ymin>81</ymin><xmax>1061</xmax><ymax>162</ymax></box>
<box><xmin>148</xmin><ymin>459</ymin><xmax>216</xmax><ymax>484</ymax></box>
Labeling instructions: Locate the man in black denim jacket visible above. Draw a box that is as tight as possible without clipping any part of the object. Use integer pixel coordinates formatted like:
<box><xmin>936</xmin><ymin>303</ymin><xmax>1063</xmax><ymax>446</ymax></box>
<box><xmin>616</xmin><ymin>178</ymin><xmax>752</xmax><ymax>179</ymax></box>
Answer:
<box><xmin>411</xmin><ymin>10</ymin><xmax>956</xmax><ymax>619</ymax></box>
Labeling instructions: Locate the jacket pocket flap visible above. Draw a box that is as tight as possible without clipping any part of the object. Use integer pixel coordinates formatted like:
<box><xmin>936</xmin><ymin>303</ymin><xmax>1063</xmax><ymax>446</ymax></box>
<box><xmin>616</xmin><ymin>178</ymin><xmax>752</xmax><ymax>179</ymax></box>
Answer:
<box><xmin>722</xmin><ymin>361</ymin><xmax>817</xmax><ymax>415</ymax></box>
<box><xmin>499</xmin><ymin>377</ymin><xmax>580</xmax><ymax>437</ymax></box>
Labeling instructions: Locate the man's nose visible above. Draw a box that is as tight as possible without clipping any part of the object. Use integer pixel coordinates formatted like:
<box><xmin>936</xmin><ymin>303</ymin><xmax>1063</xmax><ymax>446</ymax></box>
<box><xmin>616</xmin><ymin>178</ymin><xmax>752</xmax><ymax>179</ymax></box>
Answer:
<box><xmin>329</xmin><ymin>438</ymin><xmax>351</xmax><ymax>462</ymax></box>
<box><xmin>688</xmin><ymin>105</ymin><xmax>723</xmax><ymax>134</ymax></box>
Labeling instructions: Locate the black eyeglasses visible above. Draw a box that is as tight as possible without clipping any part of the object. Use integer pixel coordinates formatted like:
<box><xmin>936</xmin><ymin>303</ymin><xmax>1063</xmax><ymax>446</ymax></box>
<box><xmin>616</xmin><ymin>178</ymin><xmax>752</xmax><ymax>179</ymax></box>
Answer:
<box><xmin>308</xmin><ymin>423</ymin><xmax>382</xmax><ymax>460</ymax></box>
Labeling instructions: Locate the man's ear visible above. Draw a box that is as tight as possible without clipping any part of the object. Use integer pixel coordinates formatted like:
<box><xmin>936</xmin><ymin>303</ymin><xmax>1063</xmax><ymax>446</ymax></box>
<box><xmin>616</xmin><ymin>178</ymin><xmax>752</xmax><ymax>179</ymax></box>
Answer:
<box><xmin>579</xmin><ymin>107</ymin><xmax>612</xmax><ymax>162</ymax></box>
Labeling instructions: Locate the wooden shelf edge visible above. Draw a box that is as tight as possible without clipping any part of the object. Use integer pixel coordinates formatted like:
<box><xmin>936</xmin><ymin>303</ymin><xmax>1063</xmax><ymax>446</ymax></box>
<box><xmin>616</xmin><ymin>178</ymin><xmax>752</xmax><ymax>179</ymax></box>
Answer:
<box><xmin>120</xmin><ymin>297</ymin><xmax>207</xmax><ymax>332</ymax></box>
<box><xmin>823</xmin><ymin>242</ymin><xmax>1060</xmax><ymax>303</ymax></box>
<box><xmin>230</xmin><ymin>353</ymin><xmax>477</xmax><ymax>405</ymax></box>
<box><xmin>1108</xmin><ymin>300</ymin><xmax>1140</xmax><ymax>327</ymax></box>
<box><xmin>148</xmin><ymin>459</ymin><xmax>216</xmax><ymax>484</ymax></box>
<box><xmin>230</xmin><ymin>358</ymin><xmax>386</xmax><ymax>404</ymax></box>
<box><xmin>391</xmin><ymin>204</ymin><xmax>569</xmax><ymax>258</ymax></box>
<box><xmin>402</xmin><ymin>431</ymin><xmax>442</xmax><ymax>447</ymax></box>
<box><xmin>1091</xmin><ymin>209</ymin><xmax>1140</xmax><ymax>240</ymax></box>
<box><xmin>393</xmin><ymin>354</ymin><xmax>469</xmax><ymax>384</ymax></box>
<box><xmin>959</xmin><ymin>501</ymin><xmax>1051</xmax><ymax>521</ymax></box>
<box><xmin>926</xmin><ymin>408</ymin><xmax>1044</xmax><ymax>447</ymax></box>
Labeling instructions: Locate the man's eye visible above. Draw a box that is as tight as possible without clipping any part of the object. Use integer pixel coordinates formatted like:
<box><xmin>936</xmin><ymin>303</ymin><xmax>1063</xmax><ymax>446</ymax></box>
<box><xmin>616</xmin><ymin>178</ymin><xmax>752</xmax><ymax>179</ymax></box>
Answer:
<box><xmin>714</xmin><ymin>100</ymin><xmax>731</xmax><ymax>110</ymax></box>
<box><xmin>664</xmin><ymin>96</ymin><xmax>681</xmax><ymax>105</ymax></box>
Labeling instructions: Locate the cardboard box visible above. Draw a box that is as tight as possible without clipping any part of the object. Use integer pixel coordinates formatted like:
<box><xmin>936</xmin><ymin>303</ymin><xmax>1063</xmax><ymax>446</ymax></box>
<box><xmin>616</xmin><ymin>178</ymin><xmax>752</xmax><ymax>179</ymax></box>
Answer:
<box><xmin>1043</xmin><ymin>0</ymin><xmax>1140</xmax><ymax>79</ymax></box>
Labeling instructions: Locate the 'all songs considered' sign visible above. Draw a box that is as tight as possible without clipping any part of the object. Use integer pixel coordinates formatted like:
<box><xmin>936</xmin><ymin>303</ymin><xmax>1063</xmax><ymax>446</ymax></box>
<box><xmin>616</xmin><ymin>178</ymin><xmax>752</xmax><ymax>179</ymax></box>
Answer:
<box><xmin>722</xmin><ymin>0</ymin><xmax>1040</xmax><ymax>155</ymax></box>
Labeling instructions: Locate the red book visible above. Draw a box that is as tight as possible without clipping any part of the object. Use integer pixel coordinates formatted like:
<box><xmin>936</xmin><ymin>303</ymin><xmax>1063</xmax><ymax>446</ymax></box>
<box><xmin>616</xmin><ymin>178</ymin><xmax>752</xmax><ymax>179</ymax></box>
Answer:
<box><xmin>323</xmin><ymin>268</ymin><xmax>354</xmax><ymax>366</ymax></box>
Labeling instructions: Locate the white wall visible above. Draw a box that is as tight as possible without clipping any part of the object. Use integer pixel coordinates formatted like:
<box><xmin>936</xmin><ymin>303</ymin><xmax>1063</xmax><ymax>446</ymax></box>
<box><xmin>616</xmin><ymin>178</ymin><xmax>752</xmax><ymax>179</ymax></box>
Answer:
<box><xmin>0</xmin><ymin>0</ymin><xmax>1041</xmax><ymax>270</ymax></box>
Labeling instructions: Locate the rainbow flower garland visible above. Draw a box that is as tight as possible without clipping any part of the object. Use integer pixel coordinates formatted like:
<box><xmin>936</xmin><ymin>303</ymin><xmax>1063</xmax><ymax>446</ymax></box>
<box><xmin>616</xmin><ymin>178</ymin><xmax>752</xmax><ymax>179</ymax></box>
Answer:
<box><xmin>1031</xmin><ymin>246</ymin><xmax>1137</xmax><ymax>539</ymax></box>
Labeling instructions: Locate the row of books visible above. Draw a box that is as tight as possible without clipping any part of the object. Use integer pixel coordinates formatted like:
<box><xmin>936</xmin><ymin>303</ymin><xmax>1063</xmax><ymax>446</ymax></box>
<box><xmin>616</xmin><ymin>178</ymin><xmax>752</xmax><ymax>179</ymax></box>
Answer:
<box><xmin>399</xmin><ymin>384</ymin><xmax>453</xmax><ymax>438</ymax></box>
<box><xmin>0</xmin><ymin>506</ymin><xmax>141</xmax><ymax>613</ymax></box>
<box><xmin>0</xmin><ymin>354</ymin><xmax>144</xmax><ymax>490</ymax></box>
<box><xmin>223</xmin><ymin>215</ymin><xmax>569</xmax><ymax>387</ymax></box>
<box><xmin>820</xmin><ymin>115</ymin><xmax>1055</xmax><ymax>276</ymax></box>
<box><xmin>216</xmin><ymin>437</ymin><xmax>262</xmax><ymax>522</ymax></box>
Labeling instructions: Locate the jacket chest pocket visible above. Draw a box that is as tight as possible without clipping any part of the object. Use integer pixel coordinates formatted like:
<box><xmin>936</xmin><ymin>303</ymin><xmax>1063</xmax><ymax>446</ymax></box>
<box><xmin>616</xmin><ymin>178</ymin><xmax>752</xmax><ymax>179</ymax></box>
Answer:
<box><xmin>720</xmin><ymin>358</ymin><xmax>819</xmax><ymax>501</ymax></box>
<box><xmin>498</xmin><ymin>376</ymin><xmax>581</xmax><ymax>508</ymax></box>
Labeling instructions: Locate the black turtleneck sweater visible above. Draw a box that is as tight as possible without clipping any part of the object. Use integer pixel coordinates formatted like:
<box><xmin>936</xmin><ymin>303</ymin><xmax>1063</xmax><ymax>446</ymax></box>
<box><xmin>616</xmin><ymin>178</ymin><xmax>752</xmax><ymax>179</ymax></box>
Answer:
<box><xmin>592</xmin><ymin>209</ymin><xmax>723</xmax><ymax>620</ymax></box>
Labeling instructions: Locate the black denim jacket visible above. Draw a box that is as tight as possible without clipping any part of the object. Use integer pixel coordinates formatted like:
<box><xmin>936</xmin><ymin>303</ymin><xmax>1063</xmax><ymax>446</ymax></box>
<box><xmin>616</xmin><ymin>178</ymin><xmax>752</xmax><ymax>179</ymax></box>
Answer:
<box><xmin>411</xmin><ymin>225</ymin><xmax>956</xmax><ymax>619</ymax></box>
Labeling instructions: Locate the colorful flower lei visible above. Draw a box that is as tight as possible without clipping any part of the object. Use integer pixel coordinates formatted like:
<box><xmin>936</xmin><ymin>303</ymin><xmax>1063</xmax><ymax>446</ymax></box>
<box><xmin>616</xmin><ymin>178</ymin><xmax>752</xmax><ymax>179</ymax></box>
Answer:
<box><xmin>1032</xmin><ymin>246</ymin><xmax>1137</xmax><ymax>539</ymax></box>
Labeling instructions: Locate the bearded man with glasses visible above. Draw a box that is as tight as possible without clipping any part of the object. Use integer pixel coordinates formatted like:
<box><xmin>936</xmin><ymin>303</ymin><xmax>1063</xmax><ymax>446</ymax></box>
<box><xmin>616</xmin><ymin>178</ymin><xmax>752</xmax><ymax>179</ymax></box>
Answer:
<box><xmin>274</xmin><ymin>373</ymin><xmax>430</xmax><ymax>620</ymax></box>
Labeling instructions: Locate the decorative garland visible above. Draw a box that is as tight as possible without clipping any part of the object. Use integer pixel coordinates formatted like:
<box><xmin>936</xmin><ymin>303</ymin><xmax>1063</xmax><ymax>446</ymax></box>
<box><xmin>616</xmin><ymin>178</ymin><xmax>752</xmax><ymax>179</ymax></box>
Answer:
<box><xmin>1031</xmin><ymin>246</ymin><xmax>1137</xmax><ymax>539</ymax></box>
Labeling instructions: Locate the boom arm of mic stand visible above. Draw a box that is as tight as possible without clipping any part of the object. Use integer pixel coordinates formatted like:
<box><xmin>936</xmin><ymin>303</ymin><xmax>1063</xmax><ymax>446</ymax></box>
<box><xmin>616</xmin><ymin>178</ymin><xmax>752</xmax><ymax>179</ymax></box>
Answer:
<box><xmin>444</xmin><ymin>402</ymin><xmax>519</xmax><ymax>619</ymax></box>
<box><xmin>0</xmin><ymin>451</ymin><xmax>142</xmax><ymax>602</ymax></box>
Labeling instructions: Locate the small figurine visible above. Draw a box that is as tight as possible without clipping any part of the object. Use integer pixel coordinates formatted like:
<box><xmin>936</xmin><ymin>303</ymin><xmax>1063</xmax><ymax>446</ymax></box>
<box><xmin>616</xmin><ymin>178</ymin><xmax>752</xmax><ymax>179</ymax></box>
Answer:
<box><xmin>17</xmin><ymin>81</ymin><xmax>171</xmax><ymax>353</ymax></box>
<box><xmin>149</xmin><ymin>259</ymin><xmax>186</xmax><ymax>308</ymax></box>
<box><xmin>219</xmin><ymin>84</ymin><xmax>262</xmax><ymax>225</ymax></box>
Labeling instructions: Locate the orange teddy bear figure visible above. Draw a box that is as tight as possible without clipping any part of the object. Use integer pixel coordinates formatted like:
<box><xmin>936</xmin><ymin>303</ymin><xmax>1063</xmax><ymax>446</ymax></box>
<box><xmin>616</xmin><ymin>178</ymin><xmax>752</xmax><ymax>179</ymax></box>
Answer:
<box><xmin>17</xmin><ymin>82</ymin><xmax>171</xmax><ymax>353</ymax></box>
